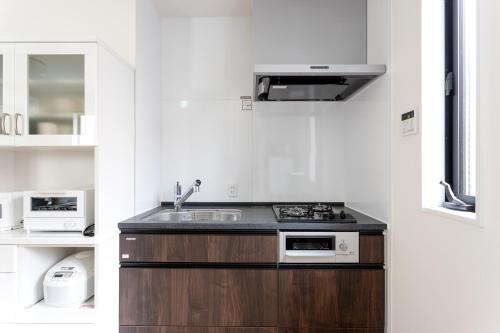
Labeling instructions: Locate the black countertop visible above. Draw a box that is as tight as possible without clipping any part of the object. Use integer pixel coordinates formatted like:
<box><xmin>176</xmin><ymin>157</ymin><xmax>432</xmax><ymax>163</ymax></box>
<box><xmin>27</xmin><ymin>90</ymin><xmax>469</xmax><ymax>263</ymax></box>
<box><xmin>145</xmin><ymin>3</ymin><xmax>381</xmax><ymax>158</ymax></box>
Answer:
<box><xmin>118</xmin><ymin>203</ymin><xmax>387</xmax><ymax>233</ymax></box>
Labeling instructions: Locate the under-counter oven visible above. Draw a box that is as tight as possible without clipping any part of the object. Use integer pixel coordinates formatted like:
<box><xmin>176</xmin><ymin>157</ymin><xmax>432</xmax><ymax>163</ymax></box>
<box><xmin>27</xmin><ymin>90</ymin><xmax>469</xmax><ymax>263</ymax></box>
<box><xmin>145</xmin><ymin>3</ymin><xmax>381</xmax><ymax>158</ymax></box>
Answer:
<box><xmin>279</xmin><ymin>231</ymin><xmax>359</xmax><ymax>263</ymax></box>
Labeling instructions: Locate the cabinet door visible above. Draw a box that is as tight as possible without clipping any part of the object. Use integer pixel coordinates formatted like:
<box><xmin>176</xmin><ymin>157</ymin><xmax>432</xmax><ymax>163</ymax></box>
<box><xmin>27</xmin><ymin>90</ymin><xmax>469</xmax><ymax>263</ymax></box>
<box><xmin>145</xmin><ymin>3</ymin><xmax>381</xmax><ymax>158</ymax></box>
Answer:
<box><xmin>14</xmin><ymin>43</ymin><xmax>97</xmax><ymax>146</ymax></box>
<box><xmin>279</xmin><ymin>269</ymin><xmax>384</xmax><ymax>329</ymax></box>
<box><xmin>0</xmin><ymin>44</ymin><xmax>15</xmax><ymax>146</ymax></box>
<box><xmin>120</xmin><ymin>327</ymin><xmax>277</xmax><ymax>333</ymax></box>
<box><xmin>120</xmin><ymin>268</ymin><xmax>278</xmax><ymax>327</ymax></box>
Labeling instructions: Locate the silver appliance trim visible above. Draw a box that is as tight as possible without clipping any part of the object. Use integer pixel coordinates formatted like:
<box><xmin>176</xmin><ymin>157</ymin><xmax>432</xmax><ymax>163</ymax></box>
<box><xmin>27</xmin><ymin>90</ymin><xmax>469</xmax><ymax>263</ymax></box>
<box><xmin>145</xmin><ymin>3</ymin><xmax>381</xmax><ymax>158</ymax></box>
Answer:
<box><xmin>253</xmin><ymin>64</ymin><xmax>386</xmax><ymax>102</ymax></box>
<box><xmin>254</xmin><ymin>64</ymin><xmax>386</xmax><ymax>76</ymax></box>
<box><xmin>279</xmin><ymin>231</ymin><xmax>359</xmax><ymax>263</ymax></box>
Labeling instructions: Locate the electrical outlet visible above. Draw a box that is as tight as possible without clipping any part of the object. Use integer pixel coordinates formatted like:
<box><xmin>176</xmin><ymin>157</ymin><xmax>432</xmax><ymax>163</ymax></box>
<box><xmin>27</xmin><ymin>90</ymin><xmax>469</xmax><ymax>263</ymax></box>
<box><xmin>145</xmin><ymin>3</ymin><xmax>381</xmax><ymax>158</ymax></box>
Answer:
<box><xmin>227</xmin><ymin>184</ymin><xmax>238</xmax><ymax>198</ymax></box>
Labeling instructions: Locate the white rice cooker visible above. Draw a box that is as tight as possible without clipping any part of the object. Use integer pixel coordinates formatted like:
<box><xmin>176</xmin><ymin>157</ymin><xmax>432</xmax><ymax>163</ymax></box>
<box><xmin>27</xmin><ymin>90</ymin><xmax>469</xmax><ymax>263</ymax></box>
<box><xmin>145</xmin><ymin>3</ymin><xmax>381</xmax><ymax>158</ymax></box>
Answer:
<box><xmin>43</xmin><ymin>250</ymin><xmax>94</xmax><ymax>307</ymax></box>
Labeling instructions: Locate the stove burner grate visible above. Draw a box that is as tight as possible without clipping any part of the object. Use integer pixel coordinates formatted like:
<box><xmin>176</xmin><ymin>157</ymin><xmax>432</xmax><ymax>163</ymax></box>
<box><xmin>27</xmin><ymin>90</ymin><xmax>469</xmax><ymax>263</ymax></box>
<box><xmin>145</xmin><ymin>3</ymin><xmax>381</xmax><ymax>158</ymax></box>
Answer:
<box><xmin>280</xmin><ymin>207</ymin><xmax>310</xmax><ymax>218</ymax></box>
<box><xmin>310</xmin><ymin>204</ymin><xmax>332</xmax><ymax>213</ymax></box>
<box><xmin>273</xmin><ymin>203</ymin><xmax>357</xmax><ymax>223</ymax></box>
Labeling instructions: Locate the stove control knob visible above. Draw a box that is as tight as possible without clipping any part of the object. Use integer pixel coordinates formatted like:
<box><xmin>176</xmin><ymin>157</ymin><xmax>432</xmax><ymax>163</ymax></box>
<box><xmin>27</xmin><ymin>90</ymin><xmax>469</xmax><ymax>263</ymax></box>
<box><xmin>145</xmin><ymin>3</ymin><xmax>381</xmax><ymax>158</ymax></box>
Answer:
<box><xmin>339</xmin><ymin>241</ymin><xmax>349</xmax><ymax>252</ymax></box>
<box><xmin>340</xmin><ymin>210</ymin><xmax>346</xmax><ymax>219</ymax></box>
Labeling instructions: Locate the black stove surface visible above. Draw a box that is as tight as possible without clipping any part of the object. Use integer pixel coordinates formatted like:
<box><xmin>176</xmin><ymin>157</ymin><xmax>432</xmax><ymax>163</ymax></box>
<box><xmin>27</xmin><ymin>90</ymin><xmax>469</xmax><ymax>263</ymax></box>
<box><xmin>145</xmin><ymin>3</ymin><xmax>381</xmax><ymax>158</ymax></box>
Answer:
<box><xmin>273</xmin><ymin>204</ymin><xmax>356</xmax><ymax>223</ymax></box>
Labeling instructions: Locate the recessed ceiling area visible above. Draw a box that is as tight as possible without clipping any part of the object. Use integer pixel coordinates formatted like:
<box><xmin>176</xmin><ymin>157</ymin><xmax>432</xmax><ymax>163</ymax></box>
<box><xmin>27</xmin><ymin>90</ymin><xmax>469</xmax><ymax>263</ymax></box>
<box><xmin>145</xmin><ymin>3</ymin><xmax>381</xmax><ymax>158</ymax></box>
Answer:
<box><xmin>153</xmin><ymin>0</ymin><xmax>252</xmax><ymax>17</ymax></box>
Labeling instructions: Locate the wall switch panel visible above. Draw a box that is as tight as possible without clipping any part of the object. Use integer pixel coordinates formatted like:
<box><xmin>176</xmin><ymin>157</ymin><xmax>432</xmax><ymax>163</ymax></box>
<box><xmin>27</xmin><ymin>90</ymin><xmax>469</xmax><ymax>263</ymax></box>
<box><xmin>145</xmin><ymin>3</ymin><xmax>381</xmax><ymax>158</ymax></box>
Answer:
<box><xmin>240</xmin><ymin>96</ymin><xmax>253</xmax><ymax>111</ymax></box>
<box><xmin>401</xmin><ymin>109</ymin><xmax>417</xmax><ymax>136</ymax></box>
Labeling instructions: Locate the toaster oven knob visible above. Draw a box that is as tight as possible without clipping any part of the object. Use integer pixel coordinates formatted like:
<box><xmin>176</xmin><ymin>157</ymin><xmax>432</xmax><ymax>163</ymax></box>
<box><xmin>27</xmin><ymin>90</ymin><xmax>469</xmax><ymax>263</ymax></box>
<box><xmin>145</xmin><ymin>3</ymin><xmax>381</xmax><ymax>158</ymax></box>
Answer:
<box><xmin>339</xmin><ymin>241</ymin><xmax>349</xmax><ymax>252</ymax></box>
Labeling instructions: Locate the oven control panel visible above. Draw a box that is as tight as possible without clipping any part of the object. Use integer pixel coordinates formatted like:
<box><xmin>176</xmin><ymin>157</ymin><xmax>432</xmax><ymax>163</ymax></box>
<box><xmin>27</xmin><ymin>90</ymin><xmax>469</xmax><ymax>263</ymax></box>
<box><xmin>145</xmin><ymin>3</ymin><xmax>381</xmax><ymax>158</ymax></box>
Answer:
<box><xmin>279</xmin><ymin>231</ymin><xmax>359</xmax><ymax>263</ymax></box>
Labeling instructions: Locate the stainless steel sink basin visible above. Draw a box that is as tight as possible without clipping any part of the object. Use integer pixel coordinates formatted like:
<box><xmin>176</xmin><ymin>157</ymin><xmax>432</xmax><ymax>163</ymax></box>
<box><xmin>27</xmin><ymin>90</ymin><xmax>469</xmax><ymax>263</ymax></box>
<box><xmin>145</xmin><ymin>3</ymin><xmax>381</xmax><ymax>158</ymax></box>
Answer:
<box><xmin>143</xmin><ymin>209</ymin><xmax>242</xmax><ymax>222</ymax></box>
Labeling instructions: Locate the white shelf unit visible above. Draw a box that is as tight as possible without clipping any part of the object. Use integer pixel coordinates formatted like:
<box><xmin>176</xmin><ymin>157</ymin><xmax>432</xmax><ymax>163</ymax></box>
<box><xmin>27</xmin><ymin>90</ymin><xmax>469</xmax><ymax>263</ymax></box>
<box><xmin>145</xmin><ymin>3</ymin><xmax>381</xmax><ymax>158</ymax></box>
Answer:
<box><xmin>1</xmin><ymin>42</ymin><xmax>97</xmax><ymax>147</ymax></box>
<box><xmin>0</xmin><ymin>230</ymin><xmax>100</xmax><ymax>246</ymax></box>
<box><xmin>16</xmin><ymin>245</ymin><xmax>96</xmax><ymax>324</ymax></box>
<box><xmin>0</xmin><ymin>39</ymin><xmax>135</xmax><ymax>332</ymax></box>
<box><xmin>20</xmin><ymin>297</ymin><xmax>95</xmax><ymax>324</ymax></box>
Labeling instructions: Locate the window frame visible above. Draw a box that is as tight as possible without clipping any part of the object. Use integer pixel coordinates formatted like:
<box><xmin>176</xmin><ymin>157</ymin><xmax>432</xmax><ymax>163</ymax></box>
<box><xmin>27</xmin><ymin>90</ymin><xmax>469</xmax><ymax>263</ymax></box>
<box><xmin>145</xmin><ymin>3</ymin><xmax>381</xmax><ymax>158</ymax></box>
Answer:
<box><xmin>444</xmin><ymin>0</ymin><xmax>476</xmax><ymax>207</ymax></box>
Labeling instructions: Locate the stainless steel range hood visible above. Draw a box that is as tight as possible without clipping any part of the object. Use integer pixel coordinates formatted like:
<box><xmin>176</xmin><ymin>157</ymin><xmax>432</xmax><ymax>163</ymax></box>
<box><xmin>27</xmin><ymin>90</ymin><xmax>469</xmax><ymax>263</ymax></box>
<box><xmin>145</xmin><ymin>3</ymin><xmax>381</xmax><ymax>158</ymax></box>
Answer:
<box><xmin>254</xmin><ymin>64</ymin><xmax>386</xmax><ymax>102</ymax></box>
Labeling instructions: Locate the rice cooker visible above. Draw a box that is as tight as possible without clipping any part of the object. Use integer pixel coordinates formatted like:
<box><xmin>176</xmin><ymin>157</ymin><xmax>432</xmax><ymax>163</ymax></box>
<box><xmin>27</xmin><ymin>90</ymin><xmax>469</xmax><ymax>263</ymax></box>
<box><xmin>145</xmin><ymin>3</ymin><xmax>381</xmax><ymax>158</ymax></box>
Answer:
<box><xmin>43</xmin><ymin>250</ymin><xmax>94</xmax><ymax>307</ymax></box>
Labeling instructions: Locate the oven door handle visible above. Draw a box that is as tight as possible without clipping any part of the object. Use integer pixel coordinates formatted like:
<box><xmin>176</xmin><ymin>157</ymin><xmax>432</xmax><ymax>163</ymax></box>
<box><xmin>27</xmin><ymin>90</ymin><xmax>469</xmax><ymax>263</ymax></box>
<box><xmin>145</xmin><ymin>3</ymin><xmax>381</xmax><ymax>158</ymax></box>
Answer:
<box><xmin>284</xmin><ymin>250</ymin><xmax>336</xmax><ymax>257</ymax></box>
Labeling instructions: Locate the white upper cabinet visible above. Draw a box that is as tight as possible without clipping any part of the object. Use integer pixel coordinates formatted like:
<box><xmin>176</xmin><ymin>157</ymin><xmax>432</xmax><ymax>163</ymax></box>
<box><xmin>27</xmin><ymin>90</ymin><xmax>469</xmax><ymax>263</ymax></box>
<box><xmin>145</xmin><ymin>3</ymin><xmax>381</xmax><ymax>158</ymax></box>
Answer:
<box><xmin>0</xmin><ymin>44</ymin><xmax>15</xmax><ymax>145</ymax></box>
<box><xmin>0</xmin><ymin>43</ymin><xmax>98</xmax><ymax>147</ymax></box>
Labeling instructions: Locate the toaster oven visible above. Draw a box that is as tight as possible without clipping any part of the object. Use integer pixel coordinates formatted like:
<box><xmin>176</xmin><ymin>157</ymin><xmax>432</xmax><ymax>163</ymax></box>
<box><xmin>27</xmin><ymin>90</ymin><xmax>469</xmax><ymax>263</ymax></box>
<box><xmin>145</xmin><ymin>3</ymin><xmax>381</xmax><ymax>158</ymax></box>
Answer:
<box><xmin>23</xmin><ymin>190</ymin><xmax>94</xmax><ymax>232</ymax></box>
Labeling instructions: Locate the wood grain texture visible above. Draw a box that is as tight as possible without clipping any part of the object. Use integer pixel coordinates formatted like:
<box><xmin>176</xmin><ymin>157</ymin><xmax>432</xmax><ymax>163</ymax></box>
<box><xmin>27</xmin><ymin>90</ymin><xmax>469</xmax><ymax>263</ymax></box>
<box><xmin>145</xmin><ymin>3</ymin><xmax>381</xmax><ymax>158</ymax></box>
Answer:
<box><xmin>278</xmin><ymin>329</ymin><xmax>384</xmax><ymax>333</ymax></box>
<box><xmin>120</xmin><ymin>328</ymin><xmax>277</xmax><ymax>333</ymax></box>
<box><xmin>278</xmin><ymin>269</ymin><xmax>385</xmax><ymax>329</ymax></box>
<box><xmin>120</xmin><ymin>234</ymin><xmax>277</xmax><ymax>263</ymax></box>
<box><xmin>120</xmin><ymin>268</ymin><xmax>278</xmax><ymax>326</ymax></box>
<box><xmin>359</xmin><ymin>235</ymin><xmax>385</xmax><ymax>264</ymax></box>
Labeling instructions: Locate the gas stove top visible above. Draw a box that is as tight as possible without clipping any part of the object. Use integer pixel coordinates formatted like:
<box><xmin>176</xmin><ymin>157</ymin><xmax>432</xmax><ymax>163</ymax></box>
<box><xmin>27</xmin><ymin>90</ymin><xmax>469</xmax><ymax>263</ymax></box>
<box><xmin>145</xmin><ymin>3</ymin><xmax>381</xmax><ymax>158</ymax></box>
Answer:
<box><xmin>272</xmin><ymin>204</ymin><xmax>356</xmax><ymax>223</ymax></box>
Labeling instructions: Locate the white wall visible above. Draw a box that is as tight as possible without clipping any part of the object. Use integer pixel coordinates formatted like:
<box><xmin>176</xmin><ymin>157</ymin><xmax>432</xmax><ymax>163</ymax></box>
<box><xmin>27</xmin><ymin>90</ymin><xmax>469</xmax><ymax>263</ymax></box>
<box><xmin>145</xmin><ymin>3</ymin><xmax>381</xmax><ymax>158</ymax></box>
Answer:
<box><xmin>135</xmin><ymin>0</ymin><xmax>162</xmax><ymax>213</ymax></box>
<box><xmin>0</xmin><ymin>150</ymin><xmax>94</xmax><ymax>193</ymax></box>
<box><xmin>390</xmin><ymin>0</ymin><xmax>500</xmax><ymax>332</ymax></box>
<box><xmin>160</xmin><ymin>17</ymin><xmax>254</xmax><ymax>202</ymax></box>
<box><xmin>13</xmin><ymin>150</ymin><xmax>94</xmax><ymax>191</ymax></box>
<box><xmin>344</xmin><ymin>0</ymin><xmax>391</xmax><ymax>222</ymax></box>
<box><xmin>160</xmin><ymin>17</ymin><xmax>348</xmax><ymax>203</ymax></box>
<box><xmin>0</xmin><ymin>0</ymin><xmax>136</xmax><ymax>65</ymax></box>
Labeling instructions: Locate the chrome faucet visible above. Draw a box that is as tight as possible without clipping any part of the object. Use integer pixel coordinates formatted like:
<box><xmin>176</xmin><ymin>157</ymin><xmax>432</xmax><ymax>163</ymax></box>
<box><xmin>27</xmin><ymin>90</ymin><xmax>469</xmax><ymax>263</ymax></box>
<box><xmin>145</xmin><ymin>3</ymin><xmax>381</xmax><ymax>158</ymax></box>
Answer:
<box><xmin>174</xmin><ymin>179</ymin><xmax>201</xmax><ymax>211</ymax></box>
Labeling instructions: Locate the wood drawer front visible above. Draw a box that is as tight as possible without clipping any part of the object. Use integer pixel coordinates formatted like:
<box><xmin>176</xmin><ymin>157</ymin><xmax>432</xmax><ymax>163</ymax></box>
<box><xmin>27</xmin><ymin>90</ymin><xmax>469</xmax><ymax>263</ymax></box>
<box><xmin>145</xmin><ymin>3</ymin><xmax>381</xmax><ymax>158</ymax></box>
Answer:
<box><xmin>279</xmin><ymin>269</ymin><xmax>385</xmax><ymax>329</ymax></box>
<box><xmin>120</xmin><ymin>234</ymin><xmax>277</xmax><ymax>263</ymax></box>
<box><xmin>279</xmin><ymin>329</ymin><xmax>384</xmax><ymax>333</ymax></box>
<box><xmin>120</xmin><ymin>268</ymin><xmax>278</xmax><ymax>326</ymax></box>
<box><xmin>0</xmin><ymin>245</ymin><xmax>17</xmax><ymax>272</ymax></box>
<box><xmin>359</xmin><ymin>235</ymin><xmax>384</xmax><ymax>264</ymax></box>
<box><xmin>120</xmin><ymin>327</ymin><xmax>277</xmax><ymax>333</ymax></box>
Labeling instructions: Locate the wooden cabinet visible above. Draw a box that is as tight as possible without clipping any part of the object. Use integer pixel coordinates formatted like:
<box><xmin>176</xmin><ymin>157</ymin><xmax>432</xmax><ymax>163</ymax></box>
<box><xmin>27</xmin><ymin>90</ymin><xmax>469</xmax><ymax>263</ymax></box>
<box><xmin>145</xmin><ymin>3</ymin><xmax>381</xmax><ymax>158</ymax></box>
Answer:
<box><xmin>359</xmin><ymin>235</ymin><xmax>384</xmax><ymax>264</ymax></box>
<box><xmin>119</xmin><ymin>233</ymin><xmax>385</xmax><ymax>333</ymax></box>
<box><xmin>278</xmin><ymin>269</ymin><xmax>385</xmax><ymax>329</ymax></box>
<box><xmin>121</xmin><ymin>328</ymin><xmax>277</xmax><ymax>333</ymax></box>
<box><xmin>120</xmin><ymin>233</ymin><xmax>277</xmax><ymax>263</ymax></box>
<box><xmin>120</xmin><ymin>267</ymin><xmax>278</xmax><ymax>327</ymax></box>
<box><xmin>278</xmin><ymin>329</ymin><xmax>384</xmax><ymax>333</ymax></box>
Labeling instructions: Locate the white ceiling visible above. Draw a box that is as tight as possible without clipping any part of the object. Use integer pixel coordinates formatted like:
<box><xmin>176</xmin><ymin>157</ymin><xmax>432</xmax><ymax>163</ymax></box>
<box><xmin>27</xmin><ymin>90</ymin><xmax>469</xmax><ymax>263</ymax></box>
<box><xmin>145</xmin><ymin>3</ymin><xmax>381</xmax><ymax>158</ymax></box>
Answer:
<box><xmin>153</xmin><ymin>0</ymin><xmax>253</xmax><ymax>17</ymax></box>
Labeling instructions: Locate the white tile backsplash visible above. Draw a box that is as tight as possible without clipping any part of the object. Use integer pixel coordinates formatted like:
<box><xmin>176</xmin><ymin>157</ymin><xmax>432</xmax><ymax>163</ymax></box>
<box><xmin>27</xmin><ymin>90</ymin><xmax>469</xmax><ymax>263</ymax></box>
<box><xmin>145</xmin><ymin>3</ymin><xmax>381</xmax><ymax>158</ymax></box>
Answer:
<box><xmin>161</xmin><ymin>99</ymin><xmax>253</xmax><ymax>202</ymax></box>
<box><xmin>161</xmin><ymin>17</ymin><xmax>255</xmax><ymax>202</ymax></box>
<box><xmin>159</xmin><ymin>16</ymin><xmax>380</xmax><ymax>204</ymax></box>
<box><xmin>252</xmin><ymin>102</ymin><xmax>345</xmax><ymax>202</ymax></box>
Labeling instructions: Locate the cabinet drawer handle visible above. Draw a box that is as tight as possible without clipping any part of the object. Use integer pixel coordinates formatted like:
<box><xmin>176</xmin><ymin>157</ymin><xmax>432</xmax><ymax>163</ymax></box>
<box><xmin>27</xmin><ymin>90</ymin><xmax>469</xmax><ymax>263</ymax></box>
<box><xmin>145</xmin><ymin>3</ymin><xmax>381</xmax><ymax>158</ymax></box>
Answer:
<box><xmin>121</xmin><ymin>254</ymin><xmax>130</xmax><ymax>259</ymax></box>
<box><xmin>14</xmin><ymin>113</ymin><xmax>23</xmax><ymax>135</ymax></box>
<box><xmin>0</xmin><ymin>113</ymin><xmax>11</xmax><ymax>135</ymax></box>
<box><xmin>125</xmin><ymin>237</ymin><xmax>136</xmax><ymax>241</ymax></box>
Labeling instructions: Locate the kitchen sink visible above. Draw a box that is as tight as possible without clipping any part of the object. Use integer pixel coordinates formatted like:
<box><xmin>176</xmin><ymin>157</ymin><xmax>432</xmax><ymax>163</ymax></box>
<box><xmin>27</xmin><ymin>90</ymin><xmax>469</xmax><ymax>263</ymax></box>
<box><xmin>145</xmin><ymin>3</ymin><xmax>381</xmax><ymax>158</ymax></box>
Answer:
<box><xmin>143</xmin><ymin>209</ymin><xmax>242</xmax><ymax>222</ymax></box>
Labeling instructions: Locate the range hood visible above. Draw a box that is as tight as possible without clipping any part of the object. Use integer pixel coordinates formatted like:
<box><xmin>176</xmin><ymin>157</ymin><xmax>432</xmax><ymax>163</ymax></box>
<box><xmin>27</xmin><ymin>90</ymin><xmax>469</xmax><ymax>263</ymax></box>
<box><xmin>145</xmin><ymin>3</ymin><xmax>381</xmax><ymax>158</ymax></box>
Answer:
<box><xmin>254</xmin><ymin>64</ymin><xmax>386</xmax><ymax>102</ymax></box>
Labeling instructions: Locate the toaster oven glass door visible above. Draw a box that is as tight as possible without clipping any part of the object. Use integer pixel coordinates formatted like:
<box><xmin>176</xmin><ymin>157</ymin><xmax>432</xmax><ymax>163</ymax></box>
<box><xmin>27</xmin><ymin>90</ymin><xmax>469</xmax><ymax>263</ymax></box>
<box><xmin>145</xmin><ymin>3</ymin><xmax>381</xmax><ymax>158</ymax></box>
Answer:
<box><xmin>31</xmin><ymin>196</ymin><xmax>78</xmax><ymax>211</ymax></box>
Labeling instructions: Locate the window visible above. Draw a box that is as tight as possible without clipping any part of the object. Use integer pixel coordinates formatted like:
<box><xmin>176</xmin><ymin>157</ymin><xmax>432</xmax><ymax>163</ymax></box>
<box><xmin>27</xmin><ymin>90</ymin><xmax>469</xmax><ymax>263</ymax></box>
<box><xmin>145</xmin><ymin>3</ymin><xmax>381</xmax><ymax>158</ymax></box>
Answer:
<box><xmin>444</xmin><ymin>0</ymin><xmax>476</xmax><ymax>211</ymax></box>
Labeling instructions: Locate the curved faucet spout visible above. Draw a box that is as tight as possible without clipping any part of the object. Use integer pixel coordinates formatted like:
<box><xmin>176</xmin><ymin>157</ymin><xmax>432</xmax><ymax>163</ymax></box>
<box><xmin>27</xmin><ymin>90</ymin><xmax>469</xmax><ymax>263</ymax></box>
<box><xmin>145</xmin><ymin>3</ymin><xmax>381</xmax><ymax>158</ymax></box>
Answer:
<box><xmin>174</xmin><ymin>179</ymin><xmax>202</xmax><ymax>211</ymax></box>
